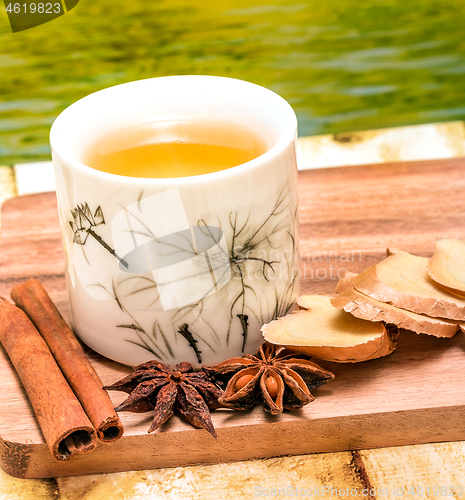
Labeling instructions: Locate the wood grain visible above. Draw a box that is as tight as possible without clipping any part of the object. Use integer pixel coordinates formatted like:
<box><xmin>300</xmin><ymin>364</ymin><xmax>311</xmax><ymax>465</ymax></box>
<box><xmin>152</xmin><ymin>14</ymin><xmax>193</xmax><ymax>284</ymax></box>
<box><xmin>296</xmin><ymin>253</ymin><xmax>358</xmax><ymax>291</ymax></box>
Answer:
<box><xmin>1</xmin><ymin>158</ymin><xmax>465</xmax><ymax>478</ymax></box>
<box><xmin>298</xmin><ymin>158</ymin><xmax>465</xmax><ymax>293</ymax></box>
<box><xmin>361</xmin><ymin>442</ymin><xmax>465</xmax><ymax>494</ymax></box>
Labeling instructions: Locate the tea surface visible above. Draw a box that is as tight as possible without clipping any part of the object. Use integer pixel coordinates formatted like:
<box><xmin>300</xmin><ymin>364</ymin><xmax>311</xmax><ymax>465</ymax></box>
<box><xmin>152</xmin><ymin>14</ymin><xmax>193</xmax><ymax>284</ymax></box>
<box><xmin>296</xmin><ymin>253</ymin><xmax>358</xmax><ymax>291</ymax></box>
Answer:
<box><xmin>83</xmin><ymin>120</ymin><xmax>268</xmax><ymax>178</ymax></box>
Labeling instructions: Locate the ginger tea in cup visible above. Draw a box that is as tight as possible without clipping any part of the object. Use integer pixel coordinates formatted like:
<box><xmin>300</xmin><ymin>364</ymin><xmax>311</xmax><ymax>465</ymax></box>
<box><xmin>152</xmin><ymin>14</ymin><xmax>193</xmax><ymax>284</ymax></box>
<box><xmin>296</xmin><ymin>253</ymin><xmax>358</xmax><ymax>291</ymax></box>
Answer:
<box><xmin>50</xmin><ymin>75</ymin><xmax>299</xmax><ymax>367</ymax></box>
<box><xmin>83</xmin><ymin>119</ymin><xmax>268</xmax><ymax>178</ymax></box>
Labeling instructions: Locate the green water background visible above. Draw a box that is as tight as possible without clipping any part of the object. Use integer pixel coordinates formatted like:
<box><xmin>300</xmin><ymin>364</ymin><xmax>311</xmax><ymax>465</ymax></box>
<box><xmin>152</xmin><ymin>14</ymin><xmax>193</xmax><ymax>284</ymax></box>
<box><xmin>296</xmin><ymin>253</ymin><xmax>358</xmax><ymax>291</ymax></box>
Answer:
<box><xmin>1</xmin><ymin>0</ymin><xmax>465</xmax><ymax>165</ymax></box>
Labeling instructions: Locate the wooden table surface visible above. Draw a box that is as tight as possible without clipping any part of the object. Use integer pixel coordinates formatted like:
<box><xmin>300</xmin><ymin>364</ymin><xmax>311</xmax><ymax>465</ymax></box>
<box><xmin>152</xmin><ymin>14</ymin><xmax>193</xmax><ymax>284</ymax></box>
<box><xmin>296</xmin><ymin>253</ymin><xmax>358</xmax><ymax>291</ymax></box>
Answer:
<box><xmin>1</xmin><ymin>157</ymin><xmax>465</xmax><ymax>497</ymax></box>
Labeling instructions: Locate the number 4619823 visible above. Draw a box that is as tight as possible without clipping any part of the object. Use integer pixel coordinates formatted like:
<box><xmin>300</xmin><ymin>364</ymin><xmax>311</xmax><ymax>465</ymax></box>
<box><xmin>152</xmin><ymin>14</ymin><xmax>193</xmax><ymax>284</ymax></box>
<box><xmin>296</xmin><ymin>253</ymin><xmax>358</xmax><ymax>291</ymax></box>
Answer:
<box><xmin>6</xmin><ymin>3</ymin><xmax>62</xmax><ymax>14</ymax></box>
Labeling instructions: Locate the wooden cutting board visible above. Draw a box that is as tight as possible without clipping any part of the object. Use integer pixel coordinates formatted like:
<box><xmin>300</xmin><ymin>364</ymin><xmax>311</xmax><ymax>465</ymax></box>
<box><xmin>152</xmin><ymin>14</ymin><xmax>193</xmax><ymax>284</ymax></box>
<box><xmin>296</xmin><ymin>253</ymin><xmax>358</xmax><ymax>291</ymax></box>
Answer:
<box><xmin>2</xmin><ymin>158</ymin><xmax>465</xmax><ymax>479</ymax></box>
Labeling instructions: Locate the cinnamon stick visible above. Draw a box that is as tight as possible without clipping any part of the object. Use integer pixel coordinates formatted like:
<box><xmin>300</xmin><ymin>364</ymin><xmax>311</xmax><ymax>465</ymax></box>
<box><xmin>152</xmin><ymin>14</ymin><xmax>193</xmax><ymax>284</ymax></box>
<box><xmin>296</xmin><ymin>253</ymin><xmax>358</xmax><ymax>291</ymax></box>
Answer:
<box><xmin>11</xmin><ymin>279</ymin><xmax>124</xmax><ymax>443</ymax></box>
<box><xmin>0</xmin><ymin>297</ymin><xmax>97</xmax><ymax>461</ymax></box>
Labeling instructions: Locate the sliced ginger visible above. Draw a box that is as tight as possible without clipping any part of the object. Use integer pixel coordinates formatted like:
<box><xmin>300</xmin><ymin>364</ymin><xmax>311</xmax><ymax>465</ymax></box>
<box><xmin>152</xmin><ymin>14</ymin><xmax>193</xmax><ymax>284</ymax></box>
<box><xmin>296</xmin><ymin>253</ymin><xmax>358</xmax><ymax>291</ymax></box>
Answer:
<box><xmin>261</xmin><ymin>295</ymin><xmax>396</xmax><ymax>363</ymax></box>
<box><xmin>427</xmin><ymin>238</ymin><xmax>465</xmax><ymax>296</ymax></box>
<box><xmin>352</xmin><ymin>249</ymin><xmax>465</xmax><ymax>321</ymax></box>
<box><xmin>332</xmin><ymin>273</ymin><xmax>461</xmax><ymax>338</ymax></box>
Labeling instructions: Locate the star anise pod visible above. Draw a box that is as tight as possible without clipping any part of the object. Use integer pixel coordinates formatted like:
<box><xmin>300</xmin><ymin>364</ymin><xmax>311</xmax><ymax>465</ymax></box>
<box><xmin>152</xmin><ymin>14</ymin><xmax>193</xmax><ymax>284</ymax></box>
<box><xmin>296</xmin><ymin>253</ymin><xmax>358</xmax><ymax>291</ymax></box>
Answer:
<box><xmin>103</xmin><ymin>360</ymin><xmax>223</xmax><ymax>437</ymax></box>
<box><xmin>203</xmin><ymin>342</ymin><xmax>335</xmax><ymax>415</ymax></box>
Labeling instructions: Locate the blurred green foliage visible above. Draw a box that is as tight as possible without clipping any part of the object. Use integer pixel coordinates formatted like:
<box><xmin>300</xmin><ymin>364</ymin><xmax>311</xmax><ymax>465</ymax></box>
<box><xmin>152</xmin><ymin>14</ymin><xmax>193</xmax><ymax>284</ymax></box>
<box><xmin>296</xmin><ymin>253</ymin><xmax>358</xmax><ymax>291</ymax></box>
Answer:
<box><xmin>1</xmin><ymin>0</ymin><xmax>465</xmax><ymax>164</ymax></box>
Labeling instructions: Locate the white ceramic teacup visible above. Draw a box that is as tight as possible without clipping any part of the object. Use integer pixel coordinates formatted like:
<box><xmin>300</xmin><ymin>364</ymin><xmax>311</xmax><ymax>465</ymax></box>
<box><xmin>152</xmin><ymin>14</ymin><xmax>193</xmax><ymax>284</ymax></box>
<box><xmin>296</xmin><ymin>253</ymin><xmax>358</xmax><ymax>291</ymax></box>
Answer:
<box><xmin>50</xmin><ymin>75</ymin><xmax>299</xmax><ymax>367</ymax></box>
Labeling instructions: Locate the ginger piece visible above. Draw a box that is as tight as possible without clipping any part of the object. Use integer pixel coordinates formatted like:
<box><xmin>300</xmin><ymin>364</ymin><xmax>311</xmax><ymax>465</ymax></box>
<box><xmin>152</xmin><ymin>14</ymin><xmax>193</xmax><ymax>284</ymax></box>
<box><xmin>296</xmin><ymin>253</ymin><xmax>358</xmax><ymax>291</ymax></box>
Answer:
<box><xmin>352</xmin><ymin>249</ymin><xmax>465</xmax><ymax>320</ymax></box>
<box><xmin>427</xmin><ymin>238</ymin><xmax>465</xmax><ymax>296</ymax></box>
<box><xmin>333</xmin><ymin>271</ymin><xmax>359</xmax><ymax>295</ymax></box>
<box><xmin>261</xmin><ymin>295</ymin><xmax>396</xmax><ymax>363</ymax></box>
<box><xmin>331</xmin><ymin>273</ymin><xmax>461</xmax><ymax>338</ymax></box>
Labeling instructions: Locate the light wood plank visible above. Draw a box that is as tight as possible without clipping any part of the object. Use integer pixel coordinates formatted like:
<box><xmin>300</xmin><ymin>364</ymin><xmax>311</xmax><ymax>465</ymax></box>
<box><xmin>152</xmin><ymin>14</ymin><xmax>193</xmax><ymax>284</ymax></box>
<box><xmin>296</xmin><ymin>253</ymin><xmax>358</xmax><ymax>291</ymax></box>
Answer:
<box><xmin>297</xmin><ymin>121</ymin><xmax>465</xmax><ymax>169</ymax></box>
<box><xmin>56</xmin><ymin>452</ymin><xmax>363</xmax><ymax>500</ymax></box>
<box><xmin>361</xmin><ymin>442</ymin><xmax>465</xmax><ymax>498</ymax></box>
<box><xmin>13</xmin><ymin>162</ymin><xmax>55</xmax><ymax>196</ymax></box>
<box><xmin>0</xmin><ymin>468</ymin><xmax>58</xmax><ymax>499</ymax></box>
<box><xmin>0</xmin><ymin>165</ymin><xmax>17</xmax><ymax>211</ymax></box>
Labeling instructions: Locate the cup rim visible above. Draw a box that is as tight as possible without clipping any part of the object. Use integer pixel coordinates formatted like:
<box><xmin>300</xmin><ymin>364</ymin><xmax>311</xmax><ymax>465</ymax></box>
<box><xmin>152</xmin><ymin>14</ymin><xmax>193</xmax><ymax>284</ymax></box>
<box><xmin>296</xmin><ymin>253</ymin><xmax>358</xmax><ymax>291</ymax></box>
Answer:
<box><xmin>50</xmin><ymin>75</ymin><xmax>298</xmax><ymax>185</ymax></box>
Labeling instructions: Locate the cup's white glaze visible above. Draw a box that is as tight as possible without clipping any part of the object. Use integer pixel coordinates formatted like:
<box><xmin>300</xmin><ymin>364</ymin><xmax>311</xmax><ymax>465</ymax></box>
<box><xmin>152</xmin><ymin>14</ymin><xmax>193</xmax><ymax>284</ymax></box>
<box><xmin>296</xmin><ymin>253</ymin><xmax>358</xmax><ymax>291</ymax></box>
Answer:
<box><xmin>50</xmin><ymin>75</ymin><xmax>299</xmax><ymax>367</ymax></box>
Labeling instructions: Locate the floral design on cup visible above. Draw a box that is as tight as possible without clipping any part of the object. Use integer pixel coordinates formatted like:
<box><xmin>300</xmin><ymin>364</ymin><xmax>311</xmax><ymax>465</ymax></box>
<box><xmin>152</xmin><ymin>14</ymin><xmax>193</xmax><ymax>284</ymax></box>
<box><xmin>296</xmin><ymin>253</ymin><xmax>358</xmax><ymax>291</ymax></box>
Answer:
<box><xmin>68</xmin><ymin>185</ymin><xmax>298</xmax><ymax>364</ymax></box>
<box><xmin>70</xmin><ymin>203</ymin><xmax>128</xmax><ymax>268</ymax></box>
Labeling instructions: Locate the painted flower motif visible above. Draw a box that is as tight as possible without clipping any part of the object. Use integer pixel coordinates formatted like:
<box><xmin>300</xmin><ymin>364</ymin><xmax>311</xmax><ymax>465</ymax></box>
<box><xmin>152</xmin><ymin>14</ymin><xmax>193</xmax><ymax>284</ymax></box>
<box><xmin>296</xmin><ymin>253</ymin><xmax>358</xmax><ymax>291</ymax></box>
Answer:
<box><xmin>70</xmin><ymin>203</ymin><xmax>105</xmax><ymax>245</ymax></box>
<box><xmin>69</xmin><ymin>203</ymin><xmax>128</xmax><ymax>268</ymax></box>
